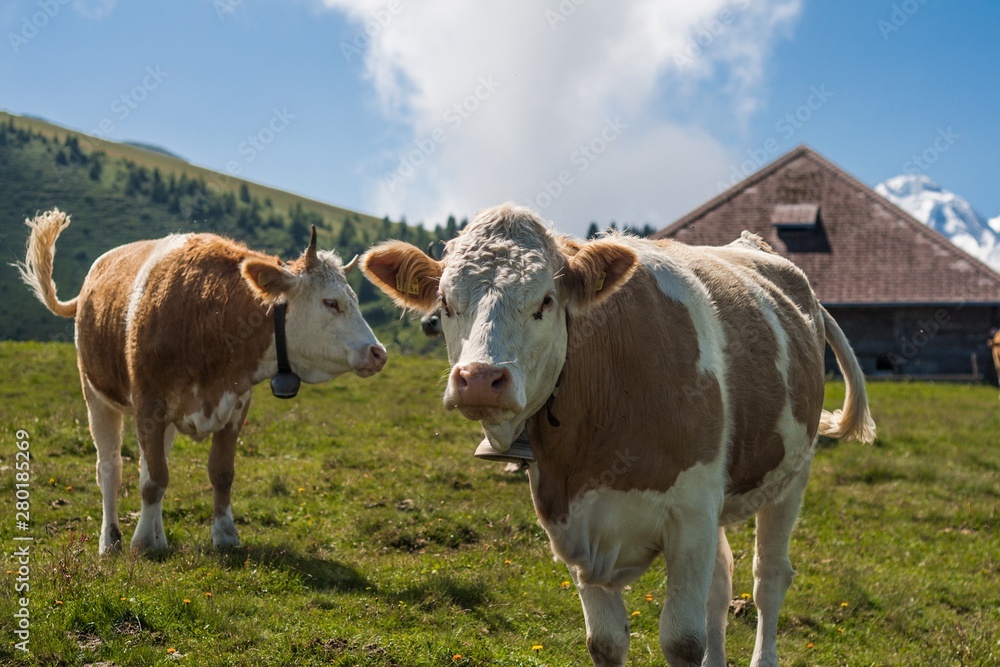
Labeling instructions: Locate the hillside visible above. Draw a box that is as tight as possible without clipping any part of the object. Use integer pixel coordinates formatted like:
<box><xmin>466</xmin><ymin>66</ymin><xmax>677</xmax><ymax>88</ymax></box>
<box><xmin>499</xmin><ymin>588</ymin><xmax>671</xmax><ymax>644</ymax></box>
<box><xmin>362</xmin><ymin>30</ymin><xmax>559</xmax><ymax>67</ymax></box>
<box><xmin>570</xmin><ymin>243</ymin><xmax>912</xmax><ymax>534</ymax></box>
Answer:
<box><xmin>0</xmin><ymin>112</ymin><xmax>453</xmax><ymax>345</ymax></box>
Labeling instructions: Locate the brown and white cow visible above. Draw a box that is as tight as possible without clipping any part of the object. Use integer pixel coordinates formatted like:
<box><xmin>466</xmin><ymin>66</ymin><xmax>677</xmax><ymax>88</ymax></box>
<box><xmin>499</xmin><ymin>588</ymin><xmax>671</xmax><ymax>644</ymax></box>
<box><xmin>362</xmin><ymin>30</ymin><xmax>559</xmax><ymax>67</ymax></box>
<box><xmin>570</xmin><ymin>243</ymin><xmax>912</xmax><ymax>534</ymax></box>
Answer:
<box><xmin>361</xmin><ymin>204</ymin><xmax>875</xmax><ymax>667</ymax></box>
<box><xmin>18</xmin><ymin>209</ymin><xmax>386</xmax><ymax>555</ymax></box>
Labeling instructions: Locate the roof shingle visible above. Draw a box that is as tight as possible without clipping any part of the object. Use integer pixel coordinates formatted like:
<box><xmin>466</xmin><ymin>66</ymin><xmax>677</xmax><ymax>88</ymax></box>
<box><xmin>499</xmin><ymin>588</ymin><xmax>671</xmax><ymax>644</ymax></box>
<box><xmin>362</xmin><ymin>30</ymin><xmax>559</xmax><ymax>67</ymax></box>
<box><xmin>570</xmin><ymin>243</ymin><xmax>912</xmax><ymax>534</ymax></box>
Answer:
<box><xmin>653</xmin><ymin>146</ymin><xmax>1000</xmax><ymax>305</ymax></box>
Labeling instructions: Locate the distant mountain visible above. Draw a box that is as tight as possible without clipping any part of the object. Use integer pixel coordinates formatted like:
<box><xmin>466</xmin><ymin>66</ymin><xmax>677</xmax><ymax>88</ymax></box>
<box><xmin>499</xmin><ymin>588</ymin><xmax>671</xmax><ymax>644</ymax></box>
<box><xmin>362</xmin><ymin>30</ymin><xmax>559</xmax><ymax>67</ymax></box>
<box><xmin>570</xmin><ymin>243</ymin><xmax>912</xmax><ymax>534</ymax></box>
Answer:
<box><xmin>122</xmin><ymin>140</ymin><xmax>187</xmax><ymax>161</ymax></box>
<box><xmin>875</xmin><ymin>175</ymin><xmax>1000</xmax><ymax>272</ymax></box>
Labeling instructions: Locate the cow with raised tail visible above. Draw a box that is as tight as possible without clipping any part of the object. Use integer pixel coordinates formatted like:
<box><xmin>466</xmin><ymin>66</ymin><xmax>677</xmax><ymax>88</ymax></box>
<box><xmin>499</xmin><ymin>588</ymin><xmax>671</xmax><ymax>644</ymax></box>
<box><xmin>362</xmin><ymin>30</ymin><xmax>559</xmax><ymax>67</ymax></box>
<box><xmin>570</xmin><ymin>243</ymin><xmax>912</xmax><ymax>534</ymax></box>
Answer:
<box><xmin>361</xmin><ymin>204</ymin><xmax>875</xmax><ymax>667</ymax></box>
<box><xmin>18</xmin><ymin>209</ymin><xmax>387</xmax><ymax>555</ymax></box>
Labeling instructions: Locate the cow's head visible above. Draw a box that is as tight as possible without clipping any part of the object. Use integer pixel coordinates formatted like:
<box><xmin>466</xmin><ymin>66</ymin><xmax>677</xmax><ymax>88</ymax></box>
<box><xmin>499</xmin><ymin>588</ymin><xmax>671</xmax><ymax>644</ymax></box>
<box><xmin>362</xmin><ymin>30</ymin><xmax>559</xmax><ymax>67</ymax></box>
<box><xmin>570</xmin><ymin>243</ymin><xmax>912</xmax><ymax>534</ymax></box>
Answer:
<box><xmin>361</xmin><ymin>204</ymin><xmax>636</xmax><ymax>451</ymax></box>
<box><xmin>242</xmin><ymin>228</ymin><xmax>386</xmax><ymax>382</ymax></box>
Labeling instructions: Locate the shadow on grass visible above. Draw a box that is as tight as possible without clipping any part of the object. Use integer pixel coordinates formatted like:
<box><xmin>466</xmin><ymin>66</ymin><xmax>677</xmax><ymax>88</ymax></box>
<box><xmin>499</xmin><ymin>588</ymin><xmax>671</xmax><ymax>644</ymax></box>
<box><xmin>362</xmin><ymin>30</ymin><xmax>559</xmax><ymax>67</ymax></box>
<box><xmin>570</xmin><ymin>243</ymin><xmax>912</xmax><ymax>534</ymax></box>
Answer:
<box><xmin>215</xmin><ymin>544</ymin><xmax>372</xmax><ymax>593</ymax></box>
<box><xmin>388</xmin><ymin>573</ymin><xmax>490</xmax><ymax>611</ymax></box>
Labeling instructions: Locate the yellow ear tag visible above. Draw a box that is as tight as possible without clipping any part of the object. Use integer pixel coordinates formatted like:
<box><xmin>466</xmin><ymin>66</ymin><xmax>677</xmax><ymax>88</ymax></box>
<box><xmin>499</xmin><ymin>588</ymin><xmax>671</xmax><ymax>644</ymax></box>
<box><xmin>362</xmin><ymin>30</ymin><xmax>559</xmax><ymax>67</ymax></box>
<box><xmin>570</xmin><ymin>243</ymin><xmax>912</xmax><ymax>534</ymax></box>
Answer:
<box><xmin>396</xmin><ymin>275</ymin><xmax>420</xmax><ymax>295</ymax></box>
<box><xmin>595</xmin><ymin>271</ymin><xmax>606</xmax><ymax>292</ymax></box>
<box><xmin>258</xmin><ymin>272</ymin><xmax>269</xmax><ymax>287</ymax></box>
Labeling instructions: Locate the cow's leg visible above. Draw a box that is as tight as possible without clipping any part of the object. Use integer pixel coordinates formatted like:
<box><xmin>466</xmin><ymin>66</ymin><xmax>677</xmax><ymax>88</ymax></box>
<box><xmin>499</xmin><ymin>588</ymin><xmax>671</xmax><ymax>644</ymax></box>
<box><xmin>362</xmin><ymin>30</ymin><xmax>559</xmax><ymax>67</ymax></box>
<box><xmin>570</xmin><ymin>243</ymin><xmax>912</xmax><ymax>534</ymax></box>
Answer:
<box><xmin>131</xmin><ymin>413</ymin><xmax>173</xmax><ymax>554</ymax></box>
<box><xmin>208</xmin><ymin>392</ymin><xmax>250</xmax><ymax>549</ymax></box>
<box><xmin>703</xmin><ymin>526</ymin><xmax>733</xmax><ymax>667</ymax></box>
<box><xmin>750</xmin><ymin>465</ymin><xmax>811</xmax><ymax>667</ymax></box>
<box><xmin>83</xmin><ymin>381</ymin><xmax>124</xmax><ymax>555</ymax></box>
<box><xmin>661</xmin><ymin>508</ymin><xmax>719</xmax><ymax>667</ymax></box>
<box><xmin>572</xmin><ymin>569</ymin><xmax>630</xmax><ymax>667</ymax></box>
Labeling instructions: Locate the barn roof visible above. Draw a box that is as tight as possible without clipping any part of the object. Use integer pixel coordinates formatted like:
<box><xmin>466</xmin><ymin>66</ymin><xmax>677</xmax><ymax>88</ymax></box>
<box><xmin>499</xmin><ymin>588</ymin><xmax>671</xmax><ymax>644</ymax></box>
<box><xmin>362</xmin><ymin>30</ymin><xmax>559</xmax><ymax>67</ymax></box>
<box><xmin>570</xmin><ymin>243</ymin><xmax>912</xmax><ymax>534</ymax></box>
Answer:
<box><xmin>653</xmin><ymin>145</ymin><xmax>1000</xmax><ymax>306</ymax></box>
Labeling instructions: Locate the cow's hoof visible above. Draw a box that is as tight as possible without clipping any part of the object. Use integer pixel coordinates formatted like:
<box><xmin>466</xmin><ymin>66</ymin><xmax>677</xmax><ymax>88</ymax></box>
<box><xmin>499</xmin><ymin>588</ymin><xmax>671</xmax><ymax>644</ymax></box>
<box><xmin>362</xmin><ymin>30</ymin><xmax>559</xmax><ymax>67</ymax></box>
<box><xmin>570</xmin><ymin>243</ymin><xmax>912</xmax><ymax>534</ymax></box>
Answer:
<box><xmin>212</xmin><ymin>517</ymin><xmax>241</xmax><ymax>550</ymax></box>
<box><xmin>130</xmin><ymin>532</ymin><xmax>168</xmax><ymax>555</ymax></box>
<box><xmin>99</xmin><ymin>525</ymin><xmax>124</xmax><ymax>555</ymax></box>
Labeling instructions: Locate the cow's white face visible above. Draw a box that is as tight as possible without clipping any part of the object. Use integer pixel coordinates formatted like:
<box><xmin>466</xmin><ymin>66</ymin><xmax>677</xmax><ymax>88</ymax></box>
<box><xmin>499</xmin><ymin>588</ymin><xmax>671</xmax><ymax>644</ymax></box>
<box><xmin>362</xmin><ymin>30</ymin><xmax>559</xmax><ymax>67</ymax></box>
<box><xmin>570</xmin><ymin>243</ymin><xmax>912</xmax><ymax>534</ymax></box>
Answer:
<box><xmin>243</xmin><ymin>240</ymin><xmax>386</xmax><ymax>383</ymax></box>
<box><xmin>436</xmin><ymin>226</ymin><xmax>570</xmax><ymax>448</ymax></box>
<box><xmin>361</xmin><ymin>204</ymin><xmax>637</xmax><ymax>451</ymax></box>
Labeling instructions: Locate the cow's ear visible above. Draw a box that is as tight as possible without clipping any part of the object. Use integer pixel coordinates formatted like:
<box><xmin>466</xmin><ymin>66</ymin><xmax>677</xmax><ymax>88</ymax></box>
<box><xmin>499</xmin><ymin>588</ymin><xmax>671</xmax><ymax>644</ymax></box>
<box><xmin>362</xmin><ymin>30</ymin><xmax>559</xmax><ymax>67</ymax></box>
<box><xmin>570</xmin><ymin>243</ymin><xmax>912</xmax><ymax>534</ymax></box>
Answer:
<box><xmin>561</xmin><ymin>239</ymin><xmax>638</xmax><ymax>312</ymax></box>
<box><xmin>241</xmin><ymin>258</ymin><xmax>297</xmax><ymax>303</ymax></box>
<box><xmin>361</xmin><ymin>241</ymin><xmax>442</xmax><ymax>311</ymax></box>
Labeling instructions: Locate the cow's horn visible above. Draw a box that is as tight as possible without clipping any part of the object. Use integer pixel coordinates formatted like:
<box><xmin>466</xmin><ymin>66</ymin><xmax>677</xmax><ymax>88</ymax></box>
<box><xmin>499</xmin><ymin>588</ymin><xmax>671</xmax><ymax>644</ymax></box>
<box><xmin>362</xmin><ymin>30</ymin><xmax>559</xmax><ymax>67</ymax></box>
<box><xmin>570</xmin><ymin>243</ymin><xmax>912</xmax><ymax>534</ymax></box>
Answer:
<box><xmin>305</xmin><ymin>225</ymin><xmax>318</xmax><ymax>268</ymax></box>
<box><xmin>344</xmin><ymin>254</ymin><xmax>359</xmax><ymax>275</ymax></box>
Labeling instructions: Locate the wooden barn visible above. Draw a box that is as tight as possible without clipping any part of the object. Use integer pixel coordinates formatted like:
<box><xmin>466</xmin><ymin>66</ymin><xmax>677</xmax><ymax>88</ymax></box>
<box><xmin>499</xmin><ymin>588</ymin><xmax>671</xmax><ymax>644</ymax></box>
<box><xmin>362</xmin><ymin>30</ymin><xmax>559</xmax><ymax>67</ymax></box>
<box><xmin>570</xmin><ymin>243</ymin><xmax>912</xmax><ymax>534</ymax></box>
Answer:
<box><xmin>653</xmin><ymin>145</ymin><xmax>1000</xmax><ymax>381</ymax></box>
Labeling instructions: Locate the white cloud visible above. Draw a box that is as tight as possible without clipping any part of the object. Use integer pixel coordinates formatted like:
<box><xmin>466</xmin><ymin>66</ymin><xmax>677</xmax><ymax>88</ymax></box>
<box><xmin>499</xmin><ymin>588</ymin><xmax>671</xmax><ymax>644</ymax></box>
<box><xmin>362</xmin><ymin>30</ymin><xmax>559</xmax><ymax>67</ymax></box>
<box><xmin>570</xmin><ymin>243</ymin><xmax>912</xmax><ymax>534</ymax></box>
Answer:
<box><xmin>73</xmin><ymin>0</ymin><xmax>117</xmax><ymax>20</ymax></box>
<box><xmin>324</xmin><ymin>0</ymin><xmax>801</xmax><ymax>236</ymax></box>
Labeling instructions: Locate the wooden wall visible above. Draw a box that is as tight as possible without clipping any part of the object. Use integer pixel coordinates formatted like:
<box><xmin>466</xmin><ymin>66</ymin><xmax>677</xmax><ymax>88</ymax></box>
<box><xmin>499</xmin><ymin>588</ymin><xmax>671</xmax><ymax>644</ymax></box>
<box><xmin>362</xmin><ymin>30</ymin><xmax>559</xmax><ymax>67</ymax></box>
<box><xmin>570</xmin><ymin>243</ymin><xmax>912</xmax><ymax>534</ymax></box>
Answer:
<box><xmin>824</xmin><ymin>304</ymin><xmax>1000</xmax><ymax>382</ymax></box>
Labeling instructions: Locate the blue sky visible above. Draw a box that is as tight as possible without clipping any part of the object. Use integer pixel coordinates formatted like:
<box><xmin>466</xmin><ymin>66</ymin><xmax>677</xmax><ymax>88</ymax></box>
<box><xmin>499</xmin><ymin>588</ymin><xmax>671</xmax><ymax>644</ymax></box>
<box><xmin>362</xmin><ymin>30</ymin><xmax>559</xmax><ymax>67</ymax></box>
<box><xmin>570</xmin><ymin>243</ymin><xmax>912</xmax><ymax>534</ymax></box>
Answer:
<box><xmin>2</xmin><ymin>0</ymin><xmax>997</xmax><ymax>237</ymax></box>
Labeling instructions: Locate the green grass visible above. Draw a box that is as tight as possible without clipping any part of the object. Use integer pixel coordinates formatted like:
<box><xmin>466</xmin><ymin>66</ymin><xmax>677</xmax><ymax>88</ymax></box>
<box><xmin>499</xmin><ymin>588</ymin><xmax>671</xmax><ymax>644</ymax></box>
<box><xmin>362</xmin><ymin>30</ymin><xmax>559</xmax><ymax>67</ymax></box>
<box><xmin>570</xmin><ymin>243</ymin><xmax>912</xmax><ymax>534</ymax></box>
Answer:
<box><xmin>0</xmin><ymin>342</ymin><xmax>997</xmax><ymax>666</ymax></box>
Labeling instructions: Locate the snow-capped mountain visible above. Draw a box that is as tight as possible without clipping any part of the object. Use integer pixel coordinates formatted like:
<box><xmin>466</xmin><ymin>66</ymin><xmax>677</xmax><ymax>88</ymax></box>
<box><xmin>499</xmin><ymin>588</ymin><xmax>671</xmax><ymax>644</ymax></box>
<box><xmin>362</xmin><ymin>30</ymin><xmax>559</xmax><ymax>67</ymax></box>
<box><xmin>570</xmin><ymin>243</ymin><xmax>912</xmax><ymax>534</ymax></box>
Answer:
<box><xmin>875</xmin><ymin>175</ymin><xmax>1000</xmax><ymax>272</ymax></box>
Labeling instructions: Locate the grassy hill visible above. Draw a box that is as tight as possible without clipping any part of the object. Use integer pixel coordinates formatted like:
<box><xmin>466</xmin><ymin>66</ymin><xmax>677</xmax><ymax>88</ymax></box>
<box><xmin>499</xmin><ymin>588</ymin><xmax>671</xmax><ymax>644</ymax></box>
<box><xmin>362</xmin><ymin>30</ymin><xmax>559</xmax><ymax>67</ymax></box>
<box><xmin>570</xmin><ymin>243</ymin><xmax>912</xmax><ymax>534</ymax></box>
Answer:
<box><xmin>0</xmin><ymin>112</ymin><xmax>451</xmax><ymax>346</ymax></box>
<box><xmin>0</xmin><ymin>343</ymin><xmax>996</xmax><ymax>665</ymax></box>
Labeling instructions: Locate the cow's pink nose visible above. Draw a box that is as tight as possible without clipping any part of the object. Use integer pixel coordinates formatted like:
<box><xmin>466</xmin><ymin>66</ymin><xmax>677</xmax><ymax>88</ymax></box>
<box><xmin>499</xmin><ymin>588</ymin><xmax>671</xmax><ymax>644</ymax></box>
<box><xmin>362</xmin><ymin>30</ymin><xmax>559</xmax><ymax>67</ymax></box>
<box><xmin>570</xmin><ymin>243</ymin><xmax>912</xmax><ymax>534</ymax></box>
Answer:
<box><xmin>453</xmin><ymin>363</ymin><xmax>511</xmax><ymax>405</ymax></box>
<box><xmin>368</xmin><ymin>344</ymin><xmax>387</xmax><ymax>371</ymax></box>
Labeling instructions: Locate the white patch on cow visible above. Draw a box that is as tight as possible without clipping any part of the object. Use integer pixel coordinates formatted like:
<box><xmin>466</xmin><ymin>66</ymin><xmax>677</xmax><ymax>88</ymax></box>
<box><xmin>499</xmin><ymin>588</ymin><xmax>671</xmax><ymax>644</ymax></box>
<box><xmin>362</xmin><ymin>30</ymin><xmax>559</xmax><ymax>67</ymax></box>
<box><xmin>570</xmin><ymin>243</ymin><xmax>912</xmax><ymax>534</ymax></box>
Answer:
<box><xmin>719</xmin><ymin>401</ymin><xmax>813</xmax><ymax>525</ymax></box>
<box><xmin>212</xmin><ymin>506</ymin><xmax>240</xmax><ymax>549</ymax></box>
<box><xmin>177</xmin><ymin>390</ymin><xmax>246</xmax><ymax>440</ymax></box>
<box><xmin>84</xmin><ymin>377</ymin><xmax>125</xmax><ymax>554</ymax></box>
<box><xmin>531</xmin><ymin>456</ymin><xmax>727</xmax><ymax>589</ymax></box>
<box><xmin>125</xmin><ymin>234</ymin><xmax>192</xmax><ymax>342</ymax></box>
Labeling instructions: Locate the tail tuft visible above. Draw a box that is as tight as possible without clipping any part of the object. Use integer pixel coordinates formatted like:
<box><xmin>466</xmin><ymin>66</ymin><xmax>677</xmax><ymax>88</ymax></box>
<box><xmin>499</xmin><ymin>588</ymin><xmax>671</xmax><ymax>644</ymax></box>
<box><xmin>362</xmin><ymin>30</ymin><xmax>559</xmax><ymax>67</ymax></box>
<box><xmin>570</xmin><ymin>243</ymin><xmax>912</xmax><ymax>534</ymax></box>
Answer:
<box><xmin>15</xmin><ymin>208</ymin><xmax>78</xmax><ymax>319</ymax></box>
<box><xmin>819</xmin><ymin>307</ymin><xmax>876</xmax><ymax>444</ymax></box>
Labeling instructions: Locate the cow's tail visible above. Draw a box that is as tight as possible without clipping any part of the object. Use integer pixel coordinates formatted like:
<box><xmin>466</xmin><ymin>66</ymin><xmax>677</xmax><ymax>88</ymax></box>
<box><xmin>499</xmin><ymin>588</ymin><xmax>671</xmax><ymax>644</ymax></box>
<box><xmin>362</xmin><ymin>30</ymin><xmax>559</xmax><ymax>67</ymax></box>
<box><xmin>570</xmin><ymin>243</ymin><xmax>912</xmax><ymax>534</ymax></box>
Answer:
<box><xmin>15</xmin><ymin>209</ymin><xmax>78</xmax><ymax>319</ymax></box>
<box><xmin>819</xmin><ymin>306</ymin><xmax>876</xmax><ymax>443</ymax></box>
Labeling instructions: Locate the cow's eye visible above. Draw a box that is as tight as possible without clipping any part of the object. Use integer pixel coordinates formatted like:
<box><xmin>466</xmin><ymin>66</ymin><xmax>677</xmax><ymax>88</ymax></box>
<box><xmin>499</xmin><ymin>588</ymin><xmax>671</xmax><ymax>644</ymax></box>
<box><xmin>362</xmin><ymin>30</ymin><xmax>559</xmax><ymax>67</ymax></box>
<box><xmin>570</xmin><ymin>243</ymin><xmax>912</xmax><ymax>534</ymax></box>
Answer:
<box><xmin>439</xmin><ymin>293</ymin><xmax>452</xmax><ymax>317</ymax></box>
<box><xmin>533</xmin><ymin>295</ymin><xmax>554</xmax><ymax>320</ymax></box>
<box><xmin>323</xmin><ymin>298</ymin><xmax>341</xmax><ymax>313</ymax></box>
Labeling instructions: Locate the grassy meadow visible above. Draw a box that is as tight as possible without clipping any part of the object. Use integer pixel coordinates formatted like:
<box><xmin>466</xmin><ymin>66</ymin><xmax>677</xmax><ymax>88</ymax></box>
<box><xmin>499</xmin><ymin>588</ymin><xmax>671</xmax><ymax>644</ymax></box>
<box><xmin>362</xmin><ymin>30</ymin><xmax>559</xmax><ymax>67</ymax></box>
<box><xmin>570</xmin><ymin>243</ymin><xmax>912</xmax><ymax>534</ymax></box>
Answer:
<box><xmin>0</xmin><ymin>341</ymin><xmax>997</xmax><ymax>666</ymax></box>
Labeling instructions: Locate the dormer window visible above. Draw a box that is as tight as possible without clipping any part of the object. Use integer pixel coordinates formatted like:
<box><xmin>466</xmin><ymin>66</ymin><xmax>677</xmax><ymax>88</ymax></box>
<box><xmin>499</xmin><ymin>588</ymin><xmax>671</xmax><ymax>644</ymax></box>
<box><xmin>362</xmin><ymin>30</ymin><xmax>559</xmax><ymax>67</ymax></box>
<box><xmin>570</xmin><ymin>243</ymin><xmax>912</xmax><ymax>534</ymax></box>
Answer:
<box><xmin>771</xmin><ymin>203</ymin><xmax>829</xmax><ymax>252</ymax></box>
<box><xmin>771</xmin><ymin>203</ymin><xmax>819</xmax><ymax>229</ymax></box>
